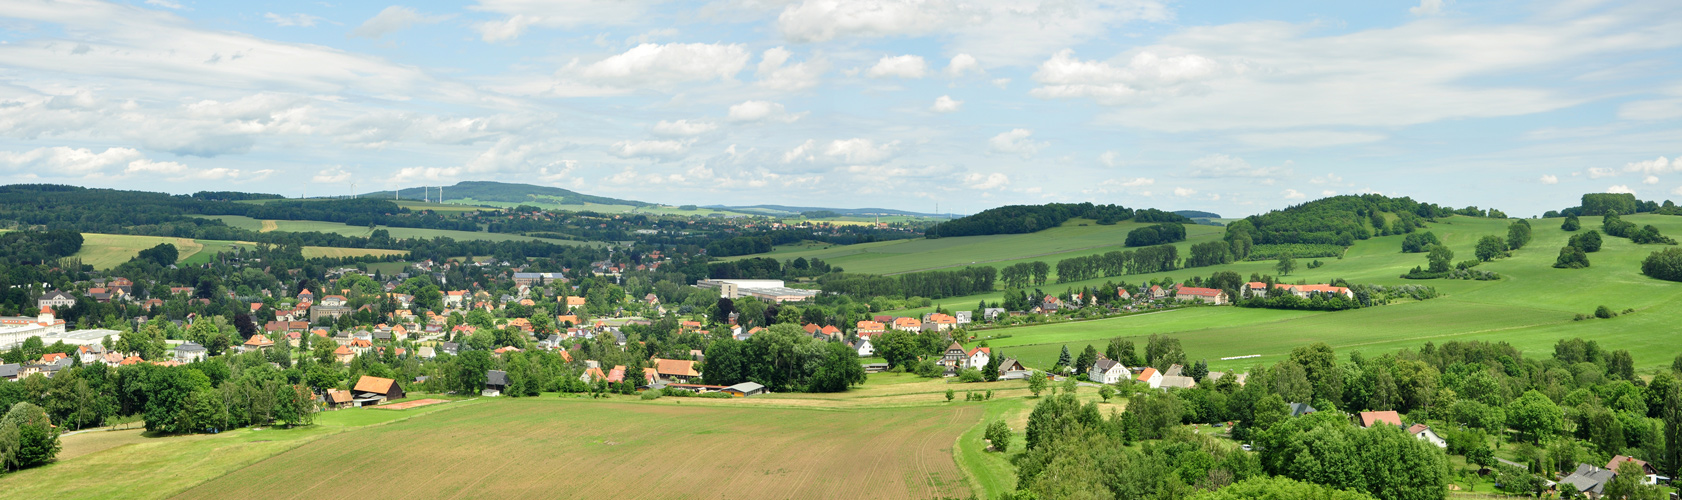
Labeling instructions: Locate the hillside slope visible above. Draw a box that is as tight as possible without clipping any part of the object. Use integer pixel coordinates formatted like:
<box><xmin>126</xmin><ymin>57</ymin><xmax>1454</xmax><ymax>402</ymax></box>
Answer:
<box><xmin>361</xmin><ymin>181</ymin><xmax>650</xmax><ymax>207</ymax></box>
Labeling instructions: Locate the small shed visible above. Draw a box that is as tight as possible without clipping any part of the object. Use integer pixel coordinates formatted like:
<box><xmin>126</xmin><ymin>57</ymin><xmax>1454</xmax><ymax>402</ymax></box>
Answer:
<box><xmin>721</xmin><ymin>382</ymin><xmax>766</xmax><ymax>397</ymax></box>
<box><xmin>485</xmin><ymin>370</ymin><xmax>508</xmax><ymax>397</ymax></box>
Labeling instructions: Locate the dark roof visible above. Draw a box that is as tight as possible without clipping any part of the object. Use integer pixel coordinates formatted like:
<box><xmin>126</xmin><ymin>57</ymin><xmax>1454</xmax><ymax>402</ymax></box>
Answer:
<box><xmin>1560</xmin><ymin>464</ymin><xmax>1614</xmax><ymax>495</ymax></box>
<box><xmin>1091</xmin><ymin>359</ymin><xmax>1120</xmax><ymax>372</ymax></box>
<box><xmin>486</xmin><ymin>370</ymin><xmax>509</xmax><ymax>386</ymax></box>
<box><xmin>177</xmin><ymin>342</ymin><xmax>206</xmax><ymax>352</ymax></box>
<box><xmin>0</xmin><ymin>364</ymin><xmax>20</xmax><ymax>378</ymax></box>
<box><xmin>1288</xmin><ymin>403</ymin><xmax>1317</xmax><ymax>417</ymax></box>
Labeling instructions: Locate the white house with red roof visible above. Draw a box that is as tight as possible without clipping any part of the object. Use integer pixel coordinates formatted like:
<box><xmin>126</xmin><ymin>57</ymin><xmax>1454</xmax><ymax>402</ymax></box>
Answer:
<box><xmin>1174</xmin><ymin>287</ymin><xmax>1229</xmax><ymax>305</ymax></box>
<box><xmin>966</xmin><ymin>347</ymin><xmax>991</xmax><ymax>368</ymax></box>
<box><xmin>1135</xmin><ymin>367</ymin><xmax>1163</xmax><ymax>388</ymax></box>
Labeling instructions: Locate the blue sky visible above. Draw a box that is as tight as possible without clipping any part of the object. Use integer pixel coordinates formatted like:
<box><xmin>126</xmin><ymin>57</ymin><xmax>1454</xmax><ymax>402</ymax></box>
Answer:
<box><xmin>0</xmin><ymin>0</ymin><xmax>1678</xmax><ymax>217</ymax></box>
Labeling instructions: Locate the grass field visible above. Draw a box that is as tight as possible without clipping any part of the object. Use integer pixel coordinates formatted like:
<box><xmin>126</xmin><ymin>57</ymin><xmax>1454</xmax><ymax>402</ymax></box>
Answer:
<box><xmin>726</xmin><ymin>219</ymin><xmax>1226</xmax><ymax>276</ymax></box>
<box><xmin>199</xmin><ymin>215</ymin><xmax>607</xmax><ymax>247</ymax></box>
<box><xmin>2</xmin><ymin>374</ymin><xmax>1063</xmax><ymax>500</ymax></box>
<box><xmin>938</xmin><ymin>214</ymin><xmax>1682</xmax><ymax>374</ymax></box>
<box><xmin>73</xmin><ymin>233</ymin><xmax>408</xmax><ymax>270</ymax></box>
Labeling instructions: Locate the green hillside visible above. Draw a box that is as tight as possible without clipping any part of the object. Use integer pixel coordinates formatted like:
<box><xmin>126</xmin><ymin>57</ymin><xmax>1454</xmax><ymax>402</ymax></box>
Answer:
<box><xmin>198</xmin><ymin>215</ymin><xmax>607</xmax><ymax>247</ymax></box>
<box><xmin>932</xmin><ymin>214</ymin><xmax>1682</xmax><ymax>374</ymax></box>
<box><xmin>361</xmin><ymin>181</ymin><xmax>651</xmax><ymax>208</ymax></box>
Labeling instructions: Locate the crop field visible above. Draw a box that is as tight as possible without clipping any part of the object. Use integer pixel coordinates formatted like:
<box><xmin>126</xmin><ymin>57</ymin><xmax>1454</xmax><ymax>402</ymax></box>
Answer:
<box><xmin>300</xmin><ymin>246</ymin><xmax>408</xmax><ymax>259</ymax></box>
<box><xmin>944</xmin><ymin>214</ymin><xmax>1682</xmax><ymax>373</ymax></box>
<box><xmin>727</xmin><ymin>219</ymin><xmax>1226</xmax><ymax>275</ymax></box>
<box><xmin>201</xmin><ymin>215</ymin><xmax>606</xmax><ymax>247</ymax></box>
<box><xmin>71</xmin><ymin>234</ymin><xmax>207</xmax><ymax>269</ymax></box>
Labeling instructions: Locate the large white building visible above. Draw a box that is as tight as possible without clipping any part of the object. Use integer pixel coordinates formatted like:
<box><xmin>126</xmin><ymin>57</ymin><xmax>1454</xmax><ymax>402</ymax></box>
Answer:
<box><xmin>0</xmin><ymin>306</ymin><xmax>67</xmax><ymax>349</ymax></box>
<box><xmin>695</xmin><ymin>279</ymin><xmax>819</xmax><ymax>303</ymax></box>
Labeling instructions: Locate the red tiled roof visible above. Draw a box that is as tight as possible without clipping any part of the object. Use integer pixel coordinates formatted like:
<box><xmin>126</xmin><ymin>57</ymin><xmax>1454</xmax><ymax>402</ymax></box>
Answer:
<box><xmin>1177</xmin><ymin>287</ymin><xmax>1224</xmax><ymax>297</ymax></box>
<box><xmin>1359</xmin><ymin>411</ymin><xmax>1402</xmax><ymax>428</ymax></box>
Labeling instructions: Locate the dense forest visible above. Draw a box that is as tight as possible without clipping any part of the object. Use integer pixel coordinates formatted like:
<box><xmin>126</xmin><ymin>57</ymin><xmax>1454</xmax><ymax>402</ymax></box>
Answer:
<box><xmin>926</xmin><ymin>203</ymin><xmax>1191</xmax><ymax>238</ymax></box>
<box><xmin>1223</xmin><ymin>195</ymin><xmax>1463</xmax><ymax>248</ymax></box>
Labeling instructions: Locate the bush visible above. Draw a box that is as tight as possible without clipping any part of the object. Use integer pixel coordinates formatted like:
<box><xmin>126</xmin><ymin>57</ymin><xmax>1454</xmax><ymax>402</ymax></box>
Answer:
<box><xmin>1553</xmin><ymin>246</ymin><xmax>1589</xmax><ymax>269</ymax></box>
<box><xmin>1594</xmin><ymin>305</ymin><xmax>1616</xmax><ymax>319</ymax></box>
<box><xmin>985</xmin><ymin>420</ymin><xmax>1012</xmax><ymax>452</ymax></box>
<box><xmin>1401</xmin><ymin>232</ymin><xmax>1441</xmax><ymax>253</ymax></box>
<box><xmin>1562</xmin><ymin>215</ymin><xmax>1580</xmax><ymax>231</ymax></box>
<box><xmin>639</xmin><ymin>391</ymin><xmax>662</xmax><ymax>400</ymax></box>
<box><xmin>958</xmin><ymin>368</ymin><xmax>984</xmax><ymax>383</ymax></box>
<box><xmin>1245</xmin><ymin>244</ymin><xmax>1345</xmax><ymax>261</ymax></box>
<box><xmin>915</xmin><ymin>360</ymin><xmax>944</xmax><ymax>378</ymax></box>
<box><xmin>697</xmin><ymin>391</ymin><xmax>733</xmax><ymax>399</ymax></box>
<box><xmin>1643</xmin><ymin>248</ymin><xmax>1682</xmax><ymax>282</ymax></box>
<box><xmin>1569</xmin><ymin>230</ymin><xmax>1602</xmax><ymax>252</ymax></box>
<box><xmin>1475</xmin><ymin>235</ymin><xmax>1508</xmax><ymax>261</ymax></box>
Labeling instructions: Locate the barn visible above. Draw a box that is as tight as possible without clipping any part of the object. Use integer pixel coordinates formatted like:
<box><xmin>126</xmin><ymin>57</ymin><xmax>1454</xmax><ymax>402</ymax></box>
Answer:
<box><xmin>352</xmin><ymin>376</ymin><xmax>404</xmax><ymax>406</ymax></box>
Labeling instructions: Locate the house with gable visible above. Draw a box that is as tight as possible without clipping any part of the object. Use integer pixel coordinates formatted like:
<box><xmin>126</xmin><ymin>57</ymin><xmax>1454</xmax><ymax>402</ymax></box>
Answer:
<box><xmin>1089</xmin><ymin>358</ymin><xmax>1131</xmax><ymax>384</ymax></box>
<box><xmin>966</xmin><ymin>347</ymin><xmax>990</xmax><ymax>369</ymax></box>
<box><xmin>939</xmin><ymin>342</ymin><xmax>968</xmax><ymax>369</ymax></box>
<box><xmin>1135</xmin><ymin>367</ymin><xmax>1163</xmax><ymax>389</ymax></box>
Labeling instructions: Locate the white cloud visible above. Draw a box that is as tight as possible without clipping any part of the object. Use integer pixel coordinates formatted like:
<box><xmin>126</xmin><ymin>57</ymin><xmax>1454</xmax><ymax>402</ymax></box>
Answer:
<box><xmin>1031</xmin><ymin>48</ymin><xmax>1225</xmax><ymax>105</ymax></box>
<box><xmin>264</xmin><ymin>13</ymin><xmax>323</xmax><ymax>28</ymax></box>
<box><xmin>1540</xmin><ymin>174</ymin><xmax>1559</xmax><ymax>184</ymax></box>
<box><xmin>652</xmin><ymin>119</ymin><xmax>719</xmax><ymax>136</ymax></box>
<box><xmin>1673</xmin><ymin>185</ymin><xmax>1682</xmax><ymax>196</ymax></box>
<box><xmin>1174</xmin><ymin>187</ymin><xmax>1197</xmax><ymax>197</ymax></box>
<box><xmin>351</xmin><ymin>6</ymin><xmax>451</xmax><ymax>39</ymax></box>
<box><xmin>963</xmin><ymin>172</ymin><xmax>1010</xmax><ymax>190</ymax></box>
<box><xmin>988</xmin><ymin>129</ymin><xmax>1047</xmax><ymax>158</ymax></box>
<box><xmin>1619</xmin><ymin>99</ymin><xmax>1682</xmax><ymax>121</ymax></box>
<box><xmin>1644</xmin><ymin>175</ymin><xmax>1660</xmax><ymax>185</ymax></box>
<box><xmin>1321</xmin><ymin>190</ymin><xmax>1337</xmax><ymax>196</ymax></box>
<box><xmin>1235</xmin><ymin>131</ymin><xmax>1386</xmax><ymax>148</ymax></box>
<box><xmin>755</xmin><ymin>47</ymin><xmax>828</xmax><ymax>91</ymax></box>
<box><xmin>0</xmin><ymin>146</ymin><xmax>144</xmax><ymax>175</ymax></box>
<box><xmin>728</xmin><ymin>100</ymin><xmax>805</xmax><ymax>123</ymax></box>
<box><xmin>930</xmin><ymin>95</ymin><xmax>963</xmax><ymax>113</ymax></box>
<box><xmin>611</xmin><ymin>139</ymin><xmax>692</xmax><ymax>159</ymax></box>
<box><xmin>775</xmin><ymin>0</ymin><xmax>1172</xmax><ymax>65</ymax></box>
<box><xmin>783</xmin><ymin>138</ymin><xmax>901</xmax><ymax>165</ymax></box>
<box><xmin>1587</xmin><ymin>167</ymin><xmax>1618</xmax><ymax>178</ymax></box>
<box><xmin>1622</xmin><ymin>156</ymin><xmax>1675</xmax><ymax>175</ymax></box>
<box><xmin>991</xmin><ymin>78</ymin><xmax>1011</xmax><ymax>89</ymax></box>
<box><xmin>1099</xmin><ymin>151</ymin><xmax>1123</xmax><ymax>167</ymax></box>
<box><xmin>1410</xmin><ymin>0</ymin><xmax>1446</xmax><ymax>16</ymax></box>
<box><xmin>1307</xmin><ymin>173</ymin><xmax>1343</xmax><ymax>185</ymax></box>
<box><xmin>312</xmin><ymin>167</ymin><xmax>353</xmax><ymax>183</ymax></box>
<box><xmin>1282</xmin><ymin>188</ymin><xmax>1306</xmax><ymax>199</ymax></box>
<box><xmin>469</xmin><ymin>0</ymin><xmax>658</xmax><ymax>42</ymax></box>
<box><xmin>581</xmin><ymin>43</ymin><xmax>751</xmax><ymax>88</ymax></box>
<box><xmin>866</xmin><ymin>54</ymin><xmax>928</xmax><ymax>79</ymax></box>
<box><xmin>1104</xmin><ymin>177</ymin><xmax>1152</xmax><ymax>187</ymax></box>
<box><xmin>946</xmin><ymin>53</ymin><xmax>981</xmax><ymax>77</ymax></box>
<box><xmin>145</xmin><ymin>0</ymin><xmax>182</xmax><ymax>9</ymax></box>
<box><xmin>1186</xmin><ymin>154</ymin><xmax>1291</xmax><ymax>179</ymax></box>
<box><xmin>1607</xmin><ymin>185</ymin><xmax>1636</xmax><ymax>194</ymax></box>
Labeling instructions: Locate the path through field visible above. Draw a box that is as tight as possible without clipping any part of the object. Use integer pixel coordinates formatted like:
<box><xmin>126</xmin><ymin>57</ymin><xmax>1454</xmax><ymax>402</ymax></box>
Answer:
<box><xmin>171</xmin><ymin>398</ymin><xmax>979</xmax><ymax>500</ymax></box>
<box><xmin>260</xmin><ymin>220</ymin><xmax>278</xmax><ymax>232</ymax></box>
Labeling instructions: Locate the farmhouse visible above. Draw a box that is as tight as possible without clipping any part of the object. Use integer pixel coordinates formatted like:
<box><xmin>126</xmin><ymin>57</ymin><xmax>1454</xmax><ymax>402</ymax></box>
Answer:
<box><xmin>324</xmin><ymin>389</ymin><xmax>353</xmax><ymax>410</ymax></box>
<box><xmin>1560</xmin><ymin>464</ymin><xmax>1616</xmax><ymax>497</ymax></box>
<box><xmin>1407</xmin><ymin>424</ymin><xmax>1446</xmax><ymax>449</ymax></box>
<box><xmin>966</xmin><ymin>347</ymin><xmax>990</xmax><ymax>369</ymax></box>
<box><xmin>997</xmin><ymin>358</ymin><xmax>1029</xmax><ymax>380</ymax></box>
<box><xmin>1088</xmin><ymin>358</ymin><xmax>1130</xmax><ymax>384</ymax></box>
<box><xmin>352</xmin><ymin>376</ymin><xmax>404</xmax><ymax>406</ymax></box>
<box><xmin>1173</xmin><ymin>287</ymin><xmax>1229</xmax><ymax>305</ymax></box>
<box><xmin>653</xmin><ymin>358</ymin><xmax>701</xmax><ymax>383</ymax></box>
<box><xmin>1135</xmin><ymin>367</ymin><xmax>1163</xmax><ymax>389</ymax></box>
<box><xmin>1607</xmin><ymin>455</ymin><xmax>1660</xmax><ymax>478</ymax></box>
<box><xmin>1357</xmin><ymin>411</ymin><xmax>1402</xmax><ymax>428</ymax></box>
<box><xmin>939</xmin><ymin>342</ymin><xmax>967</xmax><ymax>369</ymax></box>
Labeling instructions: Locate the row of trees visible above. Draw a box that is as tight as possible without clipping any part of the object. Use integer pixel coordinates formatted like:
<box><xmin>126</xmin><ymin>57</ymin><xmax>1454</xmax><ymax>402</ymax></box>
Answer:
<box><xmin>818</xmin><ymin>266</ymin><xmax>997</xmax><ymax>300</ymax></box>
<box><xmin>1000</xmin><ymin>261</ymin><xmax>1050</xmax><ymax>289</ymax></box>
<box><xmin>1124</xmin><ymin>222</ymin><xmax>1187</xmax><ymax>247</ymax></box>
<box><xmin>700</xmin><ymin>324</ymin><xmax>867</xmax><ymax>392</ymax></box>
<box><xmin>926</xmin><ymin>203</ymin><xmax>1188</xmax><ymax>237</ymax></box>
<box><xmin>1050</xmin><ymin>245</ymin><xmax>1180</xmax><ymax>284</ymax></box>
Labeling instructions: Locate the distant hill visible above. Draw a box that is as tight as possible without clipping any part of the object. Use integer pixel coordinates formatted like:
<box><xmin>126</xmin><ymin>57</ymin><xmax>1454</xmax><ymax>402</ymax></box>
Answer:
<box><xmin>1175</xmin><ymin>210</ymin><xmax>1221</xmax><ymax>219</ymax></box>
<box><xmin>357</xmin><ymin>181</ymin><xmax>650</xmax><ymax>207</ymax></box>
<box><xmin>927</xmin><ymin>203</ymin><xmax>1190</xmax><ymax>238</ymax></box>
<box><xmin>704</xmin><ymin>204</ymin><xmax>942</xmax><ymax>217</ymax></box>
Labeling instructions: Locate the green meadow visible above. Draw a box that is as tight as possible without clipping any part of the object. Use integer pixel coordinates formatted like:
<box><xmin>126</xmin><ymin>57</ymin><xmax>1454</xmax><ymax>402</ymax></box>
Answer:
<box><xmin>197</xmin><ymin>215</ymin><xmax>607</xmax><ymax>247</ymax></box>
<box><xmin>822</xmin><ymin>214</ymin><xmax>1682</xmax><ymax>374</ymax></box>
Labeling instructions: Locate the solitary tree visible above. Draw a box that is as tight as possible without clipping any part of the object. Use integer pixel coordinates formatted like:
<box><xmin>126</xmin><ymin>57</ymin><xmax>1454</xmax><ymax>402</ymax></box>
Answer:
<box><xmin>985</xmin><ymin>421</ymin><xmax>1012</xmax><ymax>452</ymax></box>
<box><xmin>1027</xmin><ymin>371</ymin><xmax>1048</xmax><ymax>397</ymax></box>
<box><xmin>1276</xmin><ymin>254</ymin><xmax>1297</xmax><ymax>276</ymax></box>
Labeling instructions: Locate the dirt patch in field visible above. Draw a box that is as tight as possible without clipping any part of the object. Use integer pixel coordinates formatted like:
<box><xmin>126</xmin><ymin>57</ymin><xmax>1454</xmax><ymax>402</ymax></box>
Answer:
<box><xmin>171</xmin><ymin>399</ymin><xmax>979</xmax><ymax>500</ymax></box>
<box><xmin>372</xmin><ymin>399</ymin><xmax>450</xmax><ymax>410</ymax></box>
<box><xmin>259</xmin><ymin>220</ymin><xmax>278</xmax><ymax>232</ymax></box>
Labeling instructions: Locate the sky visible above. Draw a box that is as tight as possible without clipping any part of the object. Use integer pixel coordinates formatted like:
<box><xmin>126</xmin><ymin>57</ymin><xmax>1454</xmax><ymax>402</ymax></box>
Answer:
<box><xmin>0</xmin><ymin>0</ymin><xmax>1679</xmax><ymax>217</ymax></box>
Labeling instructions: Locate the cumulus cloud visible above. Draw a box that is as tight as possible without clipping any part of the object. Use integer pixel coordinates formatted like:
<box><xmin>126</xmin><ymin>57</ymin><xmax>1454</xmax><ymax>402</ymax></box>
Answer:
<box><xmin>728</xmin><ymin>100</ymin><xmax>805</xmax><ymax>123</ymax></box>
<box><xmin>1235</xmin><ymin>131</ymin><xmax>1386</xmax><ymax>148</ymax></box>
<box><xmin>930</xmin><ymin>95</ymin><xmax>963</xmax><ymax>113</ymax></box>
<box><xmin>0</xmin><ymin>146</ymin><xmax>144</xmax><ymax>176</ymax></box>
<box><xmin>652</xmin><ymin>119</ymin><xmax>719</xmax><ymax>136</ymax></box>
<box><xmin>1622</xmin><ymin>156</ymin><xmax>1675</xmax><ymax>175</ymax></box>
<box><xmin>611</xmin><ymin>139</ymin><xmax>692</xmax><ymax>159</ymax></box>
<box><xmin>1105</xmin><ymin>177</ymin><xmax>1153</xmax><ymax>187</ymax></box>
<box><xmin>1186</xmin><ymin>154</ymin><xmax>1291</xmax><ymax>179</ymax></box>
<box><xmin>946</xmin><ymin>53</ymin><xmax>981</xmax><ymax>77</ymax></box>
<box><xmin>963</xmin><ymin>172</ymin><xmax>1010</xmax><ymax>190</ymax></box>
<box><xmin>581</xmin><ymin>43</ymin><xmax>750</xmax><ymax>88</ymax></box>
<box><xmin>1099</xmin><ymin>151</ymin><xmax>1124</xmax><ymax>167</ymax></box>
<box><xmin>264</xmin><ymin>13</ymin><xmax>323</xmax><ymax>28</ymax></box>
<box><xmin>1031</xmin><ymin>48</ymin><xmax>1225</xmax><ymax>105</ymax></box>
<box><xmin>1410</xmin><ymin>0</ymin><xmax>1446</xmax><ymax>16</ymax></box>
<box><xmin>755</xmin><ymin>47</ymin><xmax>828</xmax><ymax>91</ymax></box>
<box><xmin>988</xmin><ymin>129</ymin><xmax>1047</xmax><ymax>158</ymax></box>
<box><xmin>1587</xmin><ymin>167</ymin><xmax>1618</xmax><ymax>178</ymax></box>
<box><xmin>351</xmin><ymin>6</ymin><xmax>451</xmax><ymax>39</ymax></box>
<box><xmin>145</xmin><ymin>0</ymin><xmax>183</xmax><ymax>8</ymax></box>
<box><xmin>866</xmin><ymin>55</ymin><xmax>928</xmax><ymax>79</ymax></box>
<box><xmin>1174</xmin><ymin>187</ymin><xmax>1197</xmax><ymax>197</ymax></box>
<box><xmin>470</xmin><ymin>0</ymin><xmax>658</xmax><ymax>42</ymax></box>
<box><xmin>1540</xmin><ymin>174</ymin><xmax>1559</xmax><ymax>184</ymax></box>
<box><xmin>1307</xmin><ymin>173</ymin><xmax>1343</xmax><ymax>185</ymax></box>
<box><xmin>782</xmin><ymin>138</ymin><xmax>901</xmax><ymax>165</ymax></box>
<box><xmin>1282</xmin><ymin>188</ymin><xmax>1306</xmax><ymax>199</ymax></box>
<box><xmin>312</xmin><ymin>167</ymin><xmax>353</xmax><ymax>183</ymax></box>
<box><xmin>1606</xmin><ymin>185</ymin><xmax>1636</xmax><ymax>194</ymax></box>
<box><xmin>1645</xmin><ymin>176</ymin><xmax>1660</xmax><ymax>185</ymax></box>
<box><xmin>775</xmin><ymin>0</ymin><xmax>1172</xmax><ymax>65</ymax></box>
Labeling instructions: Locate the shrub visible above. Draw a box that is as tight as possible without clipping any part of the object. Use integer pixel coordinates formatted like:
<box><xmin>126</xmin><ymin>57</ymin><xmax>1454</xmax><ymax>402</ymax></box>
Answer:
<box><xmin>1569</xmin><ymin>230</ymin><xmax>1602</xmax><ymax>252</ymax></box>
<box><xmin>697</xmin><ymin>392</ymin><xmax>733</xmax><ymax>399</ymax></box>
<box><xmin>958</xmin><ymin>368</ymin><xmax>984</xmax><ymax>383</ymax></box>
<box><xmin>1475</xmin><ymin>235</ymin><xmax>1508</xmax><ymax>261</ymax></box>
<box><xmin>985</xmin><ymin>420</ymin><xmax>1012</xmax><ymax>453</ymax></box>
<box><xmin>1401</xmin><ymin>232</ymin><xmax>1441</xmax><ymax>253</ymax></box>
<box><xmin>1642</xmin><ymin>248</ymin><xmax>1682</xmax><ymax>282</ymax></box>
<box><xmin>1553</xmin><ymin>246</ymin><xmax>1589</xmax><ymax>269</ymax></box>
<box><xmin>639</xmin><ymin>391</ymin><xmax>662</xmax><ymax>400</ymax></box>
<box><xmin>1594</xmin><ymin>305</ymin><xmax>1615</xmax><ymax>319</ymax></box>
<box><xmin>1562</xmin><ymin>215</ymin><xmax>1580</xmax><ymax>231</ymax></box>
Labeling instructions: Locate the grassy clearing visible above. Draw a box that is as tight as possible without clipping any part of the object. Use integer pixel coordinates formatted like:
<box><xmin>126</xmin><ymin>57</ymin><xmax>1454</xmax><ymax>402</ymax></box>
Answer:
<box><xmin>72</xmin><ymin>234</ymin><xmax>206</xmax><ymax>270</ymax></box>
<box><xmin>172</xmin><ymin>397</ymin><xmax>978</xmax><ymax>500</ymax></box>
<box><xmin>951</xmin><ymin>214</ymin><xmax>1682</xmax><ymax>373</ymax></box>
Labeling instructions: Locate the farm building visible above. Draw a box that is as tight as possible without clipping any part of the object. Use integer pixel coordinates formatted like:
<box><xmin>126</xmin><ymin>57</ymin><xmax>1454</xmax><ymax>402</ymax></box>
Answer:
<box><xmin>997</xmin><ymin>358</ymin><xmax>1029</xmax><ymax>380</ymax></box>
<box><xmin>352</xmin><ymin>376</ymin><xmax>404</xmax><ymax>406</ymax></box>
<box><xmin>721</xmin><ymin>381</ymin><xmax>766</xmax><ymax>397</ymax></box>
<box><xmin>1173</xmin><ymin>287</ymin><xmax>1229</xmax><ymax>305</ymax></box>
<box><xmin>485</xmin><ymin>370</ymin><xmax>508</xmax><ymax>397</ymax></box>
<box><xmin>324</xmin><ymin>389</ymin><xmax>353</xmax><ymax>410</ymax></box>
<box><xmin>1088</xmin><ymin>359</ymin><xmax>1130</xmax><ymax>384</ymax></box>
<box><xmin>654</xmin><ymin>358</ymin><xmax>701</xmax><ymax>383</ymax></box>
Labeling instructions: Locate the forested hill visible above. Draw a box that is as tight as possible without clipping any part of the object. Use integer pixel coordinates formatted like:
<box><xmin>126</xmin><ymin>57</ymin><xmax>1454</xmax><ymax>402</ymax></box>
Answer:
<box><xmin>1174</xmin><ymin>210</ymin><xmax>1221</xmax><ymax>219</ymax></box>
<box><xmin>926</xmin><ymin>203</ymin><xmax>1191</xmax><ymax>238</ymax></box>
<box><xmin>1223</xmin><ymin>194</ymin><xmax>1480</xmax><ymax>247</ymax></box>
<box><xmin>360</xmin><ymin>181</ymin><xmax>651</xmax><ymax>207</ymax></box>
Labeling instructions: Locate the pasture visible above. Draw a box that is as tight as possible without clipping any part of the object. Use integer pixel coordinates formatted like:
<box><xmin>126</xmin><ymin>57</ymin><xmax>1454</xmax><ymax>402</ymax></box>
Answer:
<box><xmin>72</xmin><ymin>233</ymin><xmax>409</xmax><ymax>269</ymax></box>
<box><xmin>952</xmin><ymin>214</ymin><xmax>1682</xmax><ymax>373</ymax></box>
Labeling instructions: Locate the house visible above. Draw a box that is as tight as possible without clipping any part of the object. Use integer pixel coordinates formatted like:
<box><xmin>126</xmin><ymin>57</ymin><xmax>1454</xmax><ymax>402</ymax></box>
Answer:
<box><xmin>1560</xmin><ymin>464</ymin><xmax>1616</xmax><ymax>498</ymax></box>
<box><xmin>443</xmin><ymin>290</ymin><xmax>468</xmax><ymax>307</ymax></box>
<box><xmin>721</xmin><ymin>381</ymin><xmax>766</xmax><ymax>397</ymax></box>
<box><xmin>297</xmin><ymin>289</ymin><xmax>315</xmax><ymax>302</ymax></box>
<box><xmin>1148</xmin><ymin>285</ymin><xmax>1168</xmax><ymax>300</ymax></box>
<box><xmin>606</xmin><ymin>365</ymin><xmax>626</xmax><ymax>383</ymax></box>
<box><xmin>926</xmin><ymin>313</ymin><xmax>957</xmax><ymax>331</ymax></box>
<box><xmin>1159</xmin><ymin>375</ymin><xmax>1198</xmax><ymax>389</ymax></box>
<box><xmin>1089</xmin><ymin>358</ymin><xmax>1130</xmax><ymax>384</ymax></box>
<box><xmin>997</xmin><ymin>358</ymin><xmax>1030</xmax><ymax>380</ymax></box>
<box><xmin>940</xmin><ymin>342</ymin><xmax>968</xmax><ymax>368</ymax></box>
<box><xmin>485</xmin><ymin>370</ymin><xmax>508</xmax><ymax>396</ymax></box>
<box><xmin>954</xmin><ymin>311</ymin><xmax>972</xmax><ymax>325</ymax></box>
<box><xmin>855</xmin><ymin>320</ymin><xmax>886</xmax><ymax>337</ymax></box>
<box><xmin>966</xmin><ymin>347</ymin><xmax>991</xmax><ymax>369</ymax></box>
<box><xmin>1357</xmin><ymin>411</ymin><xmax>1402</xmax><ymax>428</ymax></box>
<box><xmin>324</xmin><ymin>389</ymin><xmax>353</xmax><ymax>410</ymax></box>
<box><xmin>243</xmin><ymin>334</ymin><xmax>275</xmax><ymax>351</ymax></box>
<box><xmin>854</xmin><ymin>338</ymin><xmax>875</xmax><ymax>357</ymax></box>
<box><xmin>582</xmin><ymin>366</ymin><xmax>608</xmax><ymax>383</ymax></box>
<box><xmin>37</xmin><ymin>291</ymin><xmax>76</xmax><ymax>309</ymax></box>
<box><xmin>175</xmin><ymin>342</ymin><xmax>207</xmax><ymax>363</ymax></box>
<box><xmin>320</xmin><ymin>295</ymin><xmax>348</xmax><ymax>307</ymax></box>
<box><xmin>1607</xmin><ymin>455</ymin><xmax>1660</xmax><ymax>478</ymax></box>
<box><xmin>351</xmin><ymin>376</ymin><xmax>404</xmax><ymax>405</ymax></box>
<box><xmin>1135</xmin><ymin>367</ymin><xmax>1163</xmax><ymax>389</ymax></box>
<box><xmin>333</xmin><ymin>345</ymin><xmax>356</xmax><ymax>364</ymax></box>
<box><xmin>1116</xmin><ymin>289</ymin><xmax>1131</xmax><ymax>301</ymax></box>
<box><xmin>1174</xmin><ymin>287</ymin><xmax>1229</xmax><ymax>305</ymax></box>
<box><xmin>0</xmin><ymin>363</ymin><xmax>19</xmax><ymax>381</ymax></box>
<box><xmin>440</xmin><ymin>342</ymin><xmax>460</xmax><ymax>356</ymax></box>
<box><xmin>654</xmin><ymin>359</ymin><xmax>701</xmax><ymax>383</ymax></box>
<box><xmin>1407</xmin><ymin>424</ymin><xmax>1447</xmax><ymax>449</ymax></box>
<box><xmin>564</xmin><ymin>296</ymin><xmax>587</xmax><ymax>310</ymax></box>
<box><xmin>1288</xmin><ymin>402</ymin><xmax>1317</xmax><ymax>417</ymax></box>
<box><xmin>983</xmin><ymin>308</ymin><xmax>1006</xmax><ymax>321</ymax></box>
<box><xmin>818</xmin><ymin>325</ymin><xmax>841</xmax><ymax>339</ymax></box>
<box><xmin>892</xmin><ymin>317</ymin><xmax>922</xmax><ymax>332</ymax></box>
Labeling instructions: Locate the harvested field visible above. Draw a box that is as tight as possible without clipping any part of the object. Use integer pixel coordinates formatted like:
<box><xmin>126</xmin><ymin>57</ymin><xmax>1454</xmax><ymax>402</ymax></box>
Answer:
<box><xmin>173</xmin><ymin>398</ymin><xmax>979</xmax><ymax>500</ymax></box>
<box><xmin>372</xmin><ymin>398</ymin><xmax>451</xmax><ymax>410</ymax></box>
